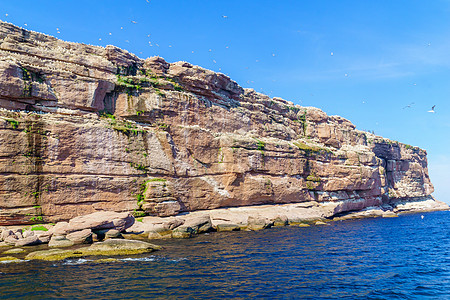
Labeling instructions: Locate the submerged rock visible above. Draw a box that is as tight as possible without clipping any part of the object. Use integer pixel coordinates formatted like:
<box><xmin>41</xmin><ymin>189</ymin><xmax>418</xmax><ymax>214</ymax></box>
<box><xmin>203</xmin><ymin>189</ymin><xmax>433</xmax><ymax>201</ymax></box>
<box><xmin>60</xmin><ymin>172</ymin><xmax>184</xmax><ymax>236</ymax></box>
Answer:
<box><xmin>0</xmin><ymin>256</ymin><xmax>21</xmax><ymax>262</ymax></box>
<box><xmin>2</xmin><ymin>248</ymin><xmax>25</xmax><ymax>254</ymax></box>
<box><xmin>25</xmin><ymin>249</ymin><xmax>81</xmax><ymax>261</ymax></box>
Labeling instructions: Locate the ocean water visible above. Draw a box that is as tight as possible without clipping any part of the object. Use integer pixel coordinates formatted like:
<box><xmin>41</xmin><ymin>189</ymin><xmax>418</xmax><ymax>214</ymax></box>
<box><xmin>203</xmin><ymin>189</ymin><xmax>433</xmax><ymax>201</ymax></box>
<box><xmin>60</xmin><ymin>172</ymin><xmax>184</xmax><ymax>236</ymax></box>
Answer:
<box><xmin>1</xmin><ymin>211</ymin><xmax>449</xmax><ymax>299</ymax></box>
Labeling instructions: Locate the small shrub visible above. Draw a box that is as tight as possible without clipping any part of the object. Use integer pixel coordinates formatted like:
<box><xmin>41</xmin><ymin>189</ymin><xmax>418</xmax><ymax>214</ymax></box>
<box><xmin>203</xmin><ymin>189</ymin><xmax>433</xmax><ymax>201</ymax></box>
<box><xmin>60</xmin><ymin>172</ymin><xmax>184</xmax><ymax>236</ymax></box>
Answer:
<box><xmin>6</xmin><ymin>119</ymin><xmax>20</xmax><ymax>129</ymax></box>
<box><xmin>132</xmin><ymin>209</ymin><xmax>146</xmax><ymax>218</ymax></box>
<box><xmin>31</xmin><ymin>225</ymin><xmax>48</xmax><ymax>231</ymax></box>
<box><xmin>29</xmin><ymin>216</ymin><xmax>44</xmax><ymax>222</ymax></box>
<box><xmin>147</xmin><ymin>178</ymin><xmax>167</xmax><ymax>182</ymax></box>
<box><xmin>255</xmin><ymin>139</ymin><xmax>265</xmax><ymax>151</ymax></box>
<box><xmin>306</xmin><ymin>175</ymin><xmax>321</xmax><ymax>182</ymax></box>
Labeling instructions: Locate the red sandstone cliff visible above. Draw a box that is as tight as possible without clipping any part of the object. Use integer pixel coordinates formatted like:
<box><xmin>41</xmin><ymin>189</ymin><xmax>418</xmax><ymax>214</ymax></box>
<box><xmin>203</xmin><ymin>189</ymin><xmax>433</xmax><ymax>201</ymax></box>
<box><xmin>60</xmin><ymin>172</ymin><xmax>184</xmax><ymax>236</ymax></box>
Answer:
<box><xmin>0</xmin><ymin>21</ymin><xmax>446</xmax><ymax>225</ymax></box>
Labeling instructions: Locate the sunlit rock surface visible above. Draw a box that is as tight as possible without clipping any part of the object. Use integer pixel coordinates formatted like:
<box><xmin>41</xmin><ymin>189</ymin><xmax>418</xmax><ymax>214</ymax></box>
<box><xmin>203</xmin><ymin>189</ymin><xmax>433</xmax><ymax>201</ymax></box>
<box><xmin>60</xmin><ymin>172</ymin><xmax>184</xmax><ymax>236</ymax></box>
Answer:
<box><xmin>0</xmin><ymin>21</ymin><xmax>447</xmax><ymax>225</ymax></box>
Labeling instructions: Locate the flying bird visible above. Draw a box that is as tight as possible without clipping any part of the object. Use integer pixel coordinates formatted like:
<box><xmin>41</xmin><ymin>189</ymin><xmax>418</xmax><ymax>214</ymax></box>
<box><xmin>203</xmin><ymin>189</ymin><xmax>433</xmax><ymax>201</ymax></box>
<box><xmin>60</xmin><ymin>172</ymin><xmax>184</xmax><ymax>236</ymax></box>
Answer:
<box><xmin>331</xmin><ymin>52</ymin><xmax>333</xmax><ymax>56</ymax></box>
<box><xmin>5</xmin><ymin>14</ymin><xmax>8</xmax><ymax>17</ymax></box>
<box><xmin>222</xmin><ymin>15</ymin><xmax>228</xmax><ymax>18</ymax></box>
<box><xmin>403</xmin><ymin>102</ymin><xmax>415</xmax><ymax>109</ymax></box>
<box><xmin>131</xmin><ymin>21</ymin><xmax>137</xmax><ymax>24</ymax></box>
<box><xmin>428</xmin><ymin>105</ymin><xmax>436</xmax><ymax>113</ymax></box>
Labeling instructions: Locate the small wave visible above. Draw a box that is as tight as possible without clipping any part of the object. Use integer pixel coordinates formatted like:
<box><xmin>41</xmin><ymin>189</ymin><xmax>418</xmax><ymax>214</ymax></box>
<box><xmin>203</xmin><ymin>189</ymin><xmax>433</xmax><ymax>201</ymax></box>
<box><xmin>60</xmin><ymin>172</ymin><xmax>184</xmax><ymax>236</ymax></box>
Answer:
<box><xmin>117</xmin><ymin>257</ymin><xmax>156</xmax><ymax>262</ymax></box>
<box><xmin>54</xmin><ymin>256</ymin><xmax>167</xmax><ymax>266</ymax></box>
<box><xmin>117</xmin><ymin>256</ymin><xmax>187</xmax><ymax>263</ymax></box>
<box><xmin>168</xmin><ymin>257</ymin><xmax>188</xmax><ymax>262</ymax></box>
<box><xmin>60</xmin><ymin>258</ymin><xmax>92</xmax><ymax>266</ymax></box>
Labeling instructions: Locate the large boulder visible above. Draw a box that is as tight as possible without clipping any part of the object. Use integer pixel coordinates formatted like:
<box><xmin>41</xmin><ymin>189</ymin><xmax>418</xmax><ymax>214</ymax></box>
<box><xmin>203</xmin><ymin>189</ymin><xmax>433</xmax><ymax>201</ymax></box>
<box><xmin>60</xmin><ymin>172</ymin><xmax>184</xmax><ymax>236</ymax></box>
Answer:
<box><xmin>48</xmin><ymin>235</ymin><xmax>74</xmax><ymax>248</ymax></box>
<box><xmin>66</xmin><ymin>229</ymin><xmax>93</xmax><ymax>244</ymax></box>
<box><xmin>1</xmin><ymin>229</ymin><xmax>14</xmax><ymax>241</ymax></box>
<box><xmin>15</xmin><ymin>235</ymin><xmax>40</xmax><ymax>247</ymax></box>
<box><xmin>67</xmin><ymin>211</ymin><xmax>135</xmax><ymax>233</ymax></box>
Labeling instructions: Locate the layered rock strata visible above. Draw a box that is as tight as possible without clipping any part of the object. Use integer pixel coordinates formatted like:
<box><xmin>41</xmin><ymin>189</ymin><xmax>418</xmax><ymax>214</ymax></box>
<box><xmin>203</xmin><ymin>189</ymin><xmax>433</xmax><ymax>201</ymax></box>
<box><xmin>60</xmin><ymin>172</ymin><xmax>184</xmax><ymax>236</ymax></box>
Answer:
<box><xmin>0</xmin><ymin>21</ymin><xmax>447</xmax><ymax>225</ymax></box>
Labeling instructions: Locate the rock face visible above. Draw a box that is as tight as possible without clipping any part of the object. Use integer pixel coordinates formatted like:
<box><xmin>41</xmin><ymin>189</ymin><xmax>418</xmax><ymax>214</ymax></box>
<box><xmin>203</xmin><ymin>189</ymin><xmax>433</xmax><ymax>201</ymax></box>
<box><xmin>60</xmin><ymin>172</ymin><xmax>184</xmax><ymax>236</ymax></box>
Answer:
<box><xmin>0</xmin><ymin>21</ymin><xmax>446</xmax><ymax>225</ymax></box>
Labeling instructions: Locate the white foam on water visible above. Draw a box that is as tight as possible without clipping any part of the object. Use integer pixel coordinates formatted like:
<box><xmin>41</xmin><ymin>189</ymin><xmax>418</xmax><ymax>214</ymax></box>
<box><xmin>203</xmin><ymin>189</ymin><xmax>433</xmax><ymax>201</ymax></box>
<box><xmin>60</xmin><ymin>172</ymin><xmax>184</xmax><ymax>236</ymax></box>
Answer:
<box><xmin>51</xmin><ymin>255</ymin><xmax>187</xmax><ymax>266</ymax></box>
<box><xmin>60</xmin><ymin>258</ymin><xmax>92</xmax><ymax>266</ymax></box>
<box><xmin>117</xmin><ymin>256</ymin><xmax>156</xmax><ymax>262</ymax></box>
<box><xmin>0</xmin><ymin>259</ymin><xmax>29</xmax><ymax>264</ymax></box>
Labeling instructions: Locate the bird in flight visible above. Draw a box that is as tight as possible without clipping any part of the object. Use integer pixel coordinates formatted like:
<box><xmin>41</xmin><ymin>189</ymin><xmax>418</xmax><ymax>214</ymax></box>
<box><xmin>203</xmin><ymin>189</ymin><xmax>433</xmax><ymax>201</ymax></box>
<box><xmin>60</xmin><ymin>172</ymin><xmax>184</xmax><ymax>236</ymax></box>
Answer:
<box><xmin>131</xmin><ymin>21</ymin><xmax>137</xmax><ymax>24</ymax></box>
<box><xmin>222</xmin><ymin>15</ymin><xmax>228</xmax><ymax>18</ymax></box>
<box><xmin>403</xmin><ymin>102</ymin><xmax>415</xmax><ymax>109</ymax></box>
<box><xmin>428</xmin><ymin>105</ymin><xmax>436</xmax><ymax>113</ymax></box>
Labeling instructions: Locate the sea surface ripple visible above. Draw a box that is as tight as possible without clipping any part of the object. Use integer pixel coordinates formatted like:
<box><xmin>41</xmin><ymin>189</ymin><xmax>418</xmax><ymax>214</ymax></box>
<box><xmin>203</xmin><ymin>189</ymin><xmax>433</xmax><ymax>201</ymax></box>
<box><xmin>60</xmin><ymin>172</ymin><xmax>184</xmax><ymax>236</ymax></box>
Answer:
<box><xmin>1</xmin><ymin>211</ymin><xmax>449</xmax><ymax>299</ymax></box>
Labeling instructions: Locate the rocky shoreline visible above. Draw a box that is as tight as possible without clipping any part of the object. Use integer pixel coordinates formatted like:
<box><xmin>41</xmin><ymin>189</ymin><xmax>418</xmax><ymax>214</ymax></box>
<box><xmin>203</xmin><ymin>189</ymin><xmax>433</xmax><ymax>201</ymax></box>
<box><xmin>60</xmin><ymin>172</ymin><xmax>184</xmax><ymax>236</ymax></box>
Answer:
<box><xmin>1</xmin><ymin>199</ymin><xmax>447</xmax><ymax>263</ymax></box>
<box><xmin>0</xmin><ymin>22</ymin><xmax>448</xmax><ymax>263</ymax></box>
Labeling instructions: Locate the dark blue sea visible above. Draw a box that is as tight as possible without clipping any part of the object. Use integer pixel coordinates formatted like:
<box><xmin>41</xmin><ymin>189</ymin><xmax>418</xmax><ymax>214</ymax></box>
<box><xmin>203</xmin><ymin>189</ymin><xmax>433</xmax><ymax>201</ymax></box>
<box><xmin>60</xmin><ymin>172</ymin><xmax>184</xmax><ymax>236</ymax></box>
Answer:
<box><xmin>1</xmin><ymin>211</ymin><xmax>449</xmax><ymax>299</ymax></box>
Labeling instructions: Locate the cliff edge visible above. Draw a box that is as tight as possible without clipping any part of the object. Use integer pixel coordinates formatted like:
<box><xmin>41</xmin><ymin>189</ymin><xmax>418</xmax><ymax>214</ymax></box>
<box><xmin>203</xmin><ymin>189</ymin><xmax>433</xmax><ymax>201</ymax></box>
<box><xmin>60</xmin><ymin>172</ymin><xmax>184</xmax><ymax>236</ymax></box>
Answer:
<box><xmin>0</xmin><ymin>21</ymin><xmax>447</xmax><ymax>225</ymax></box>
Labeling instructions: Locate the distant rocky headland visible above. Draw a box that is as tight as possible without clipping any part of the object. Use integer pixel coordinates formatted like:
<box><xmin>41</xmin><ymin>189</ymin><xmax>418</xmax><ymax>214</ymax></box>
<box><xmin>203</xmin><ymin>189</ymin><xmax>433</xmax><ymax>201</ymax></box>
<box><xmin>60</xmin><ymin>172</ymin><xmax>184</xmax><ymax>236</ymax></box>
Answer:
<box><xmin>0</xmin><ymin>20</ymin><xmax>448</xmax><ymax>241</ymax></box>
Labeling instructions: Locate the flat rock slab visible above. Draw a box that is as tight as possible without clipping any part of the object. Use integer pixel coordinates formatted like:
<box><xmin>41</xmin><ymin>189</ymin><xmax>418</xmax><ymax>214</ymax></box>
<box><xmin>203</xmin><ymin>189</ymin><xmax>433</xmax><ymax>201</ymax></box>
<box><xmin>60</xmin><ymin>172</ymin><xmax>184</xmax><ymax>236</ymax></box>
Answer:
<box><xmin>83</xmin><ymin>239</ymin><xmax>162</xmax><ymax>256</ymax></box>
<box><xmin>25</xmin><ymin>239</ymin><xmax>161</xmax><ymax>261</ymax></box>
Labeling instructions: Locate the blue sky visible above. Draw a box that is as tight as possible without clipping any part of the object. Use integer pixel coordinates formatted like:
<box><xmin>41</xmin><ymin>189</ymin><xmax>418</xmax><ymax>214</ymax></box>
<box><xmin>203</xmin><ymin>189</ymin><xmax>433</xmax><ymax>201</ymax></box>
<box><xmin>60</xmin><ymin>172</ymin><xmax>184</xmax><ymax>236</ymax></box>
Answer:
<box><xmin>1</xmin><ymin>0</ymin><xmax>449</xmax><ymax>203</ymax></box>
